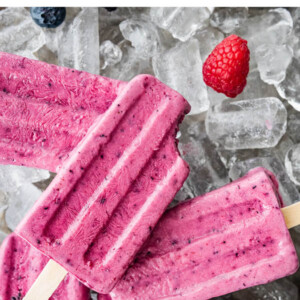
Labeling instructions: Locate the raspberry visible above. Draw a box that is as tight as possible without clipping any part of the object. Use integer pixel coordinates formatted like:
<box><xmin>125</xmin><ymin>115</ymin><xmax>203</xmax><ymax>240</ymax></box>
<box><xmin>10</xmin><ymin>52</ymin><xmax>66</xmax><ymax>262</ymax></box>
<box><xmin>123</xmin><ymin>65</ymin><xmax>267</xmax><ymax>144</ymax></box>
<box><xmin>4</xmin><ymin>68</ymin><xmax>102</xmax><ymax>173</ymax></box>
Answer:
<box><xmin>202</xmin><ymin>34</ymin><xmax>250</xmax><ymax>98</ymax></box>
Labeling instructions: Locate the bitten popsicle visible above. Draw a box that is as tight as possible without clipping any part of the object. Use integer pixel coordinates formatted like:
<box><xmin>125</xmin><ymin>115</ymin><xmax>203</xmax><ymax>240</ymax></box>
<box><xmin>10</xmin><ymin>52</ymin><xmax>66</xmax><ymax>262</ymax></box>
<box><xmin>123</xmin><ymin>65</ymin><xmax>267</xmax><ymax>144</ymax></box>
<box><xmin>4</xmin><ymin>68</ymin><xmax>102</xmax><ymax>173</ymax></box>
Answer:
<box><xmin>0</xmin><ymin>233</ymin><xmax>90</xmax><ymax>300</ymax></box>
<box><xmin>105</xmin><ymin>167</ymin><xmax>299</xmax><ymax>299</ymax></box>
<box><xmin>15</xmin><ymin>74</ymin><xmax>190</xmax><ymax>296</ymax></box>
<box><xmin>0</xmin><ymin>52</ymin><xmax>126</xmax><ymax>172</ymax></box>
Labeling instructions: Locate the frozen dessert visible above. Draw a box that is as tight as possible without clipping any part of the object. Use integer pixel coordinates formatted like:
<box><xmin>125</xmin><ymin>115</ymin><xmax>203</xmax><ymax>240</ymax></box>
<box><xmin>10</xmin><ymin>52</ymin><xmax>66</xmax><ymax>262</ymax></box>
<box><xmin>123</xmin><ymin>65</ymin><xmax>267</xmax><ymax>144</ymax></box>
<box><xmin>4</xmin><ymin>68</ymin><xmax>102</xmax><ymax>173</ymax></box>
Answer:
<box><xmin>0</xmin><ymin>52</ymin><xmax>126</xmax><ymax>172</ymax></box>
<box><xmin>16</xmin><ymin>74</ymin><xmax>190</xmax><ymax>294</ymax></box>
<box><xmin>0</xmin><ymin>233</ymin><xmax>90</xmax><ymax>300</ymax></box>
<box><xmin>106</xmin><ymin>167</ymin><xmax>298</xmax><ymax>299</ymax></box>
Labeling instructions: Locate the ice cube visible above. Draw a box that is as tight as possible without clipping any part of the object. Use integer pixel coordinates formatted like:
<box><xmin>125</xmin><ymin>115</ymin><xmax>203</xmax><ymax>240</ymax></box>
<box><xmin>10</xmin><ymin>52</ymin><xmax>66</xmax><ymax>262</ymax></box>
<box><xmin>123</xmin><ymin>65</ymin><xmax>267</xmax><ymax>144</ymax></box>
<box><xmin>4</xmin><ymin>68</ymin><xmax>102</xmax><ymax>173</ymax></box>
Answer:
<box><xmin>287</xmin><ymin>106</ymin><xmax>300</xmax><ymax>143</ymax></box>
<box><xmin>229</xmin><ymin>155</ymin><xmax>300</xmax><ymax>205</ymax></box>
<box><xmin>276</xmin><ymin>57</ymin><xmax>300</xmax><ymax>111</ymax></box>
<box><xmin>235</xmin><ymin>8</ymin><xmax>293</xmax><ymax>85</ymax></box>
<box><xmin>232</xmin><ymin>278</ymin><xmax>298</xmax><ymax>300</ymax></box>
<box><xmin>153</xmin><ymin>39</ymin><xmax>209</xmax><ymax>115</ymax></box>
<box><xmin>0</xmin><ymin>7</ymin><xmax>45</xmax><ymax>58</ymax></box>
<box><xmin>177</xmin><ymin>116</ymin><xmax>229</xmax><ymax>199</ymax></box>
<box><xmin>255</xmin><ymin>44</ymin><xmax>293</xmax><ymax>85</ymax></box>
<box><xmin>5</xmin><ymin>183</ymin><xmax>42</xmax><ymax>231</ymax></box>
<box><xmin>100</xmin><ymin>40</ymin><xmax>122</xmax><ymax>69</ymax></box>
<box><xmin>0</xmin><ymin>191</ymin><xmax>9</xmax><ymax>245</ymax></box>
<box><xmin>291</xmin><ymin>8</ymin><xmax>300</xmax><ymax>60</ymax></box>
<box><xmin>0</xmin><ymin>165</ymin><xmax>50</xmax><ymax>193</ymax></box>
<box><xmin>102</xmin><ymin>41</ymin><xmax>153</xmax><ymax>81</ymax></box>
<box><xmin>236</xmin><ymin>8</ymin><xmax>293</xmax><ymax>47</ymax></box>
<box><xmin>194</xmin><ymin>26</ymin><xmax>224</xmax><ymax>62</ymax></box>
<box><xmin>0</xmin><ymin>230</ymin><xmax>7</xmax><ymax>245</ymax></box>
<box><xmin>58</xmin><ymin>8</ymin><xmax>100</xmax><ymax>74</ymax></box>
<box><xmin>285</xmin><ymin>144</ymin><xmax>300</xmax><ymax>186</ymax></box>
<box><xmin>210</xmin><ymin>7</ymin><xmax>248</xmax><ymax>34</ymax></box>
<box><xmin>206</xmin><ymin>98</ymin><xmax>287</xmax><ymax>149</ymax></box>
<box><xmin>120</xmin><ymin>18</ymin><xmax>163</xmax><ymax>58</ymax></box>
<box><xmin>150</xmin><ymin>7</ymin><xmax>211</xmax><ymax>42</ymax></box>
<box><xmin>235</xmin><ymin>69</ymin><xmax>279</xmax><ymax>101</ymax></box>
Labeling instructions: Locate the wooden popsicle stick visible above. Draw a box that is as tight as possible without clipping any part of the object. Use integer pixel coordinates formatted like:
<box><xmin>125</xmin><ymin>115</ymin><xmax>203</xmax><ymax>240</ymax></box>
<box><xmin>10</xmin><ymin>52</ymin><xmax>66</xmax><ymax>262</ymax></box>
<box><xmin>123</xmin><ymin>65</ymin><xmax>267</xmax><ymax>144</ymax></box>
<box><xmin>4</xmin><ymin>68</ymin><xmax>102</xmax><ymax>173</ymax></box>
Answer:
<box><xmin>21</xmin><ymin>202</ymin><xmax>300</xmax><ymax>300</ymax></box>
<box><xmin>23</xmin><ymin>259</ymin><xmax>68</xmax><ymax>300</ymax></box>
<box><xmin>282</xmin><ymin>202</ymin><xmax>300</xmax><ymax>229</ymax></box>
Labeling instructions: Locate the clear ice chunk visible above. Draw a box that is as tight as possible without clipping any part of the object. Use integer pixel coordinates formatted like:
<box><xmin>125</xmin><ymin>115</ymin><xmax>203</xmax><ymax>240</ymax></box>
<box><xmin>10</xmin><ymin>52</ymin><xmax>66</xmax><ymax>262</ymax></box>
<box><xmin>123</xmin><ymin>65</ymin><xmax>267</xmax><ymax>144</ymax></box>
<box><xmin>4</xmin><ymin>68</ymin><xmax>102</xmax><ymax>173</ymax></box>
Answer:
<box><xmin>0</xmin><ymin>165</ymin><xmax>50</xmax><ymax>193</ymax></box>
<box><xmin>120</xmin><ymin>18</ymin><xmax>162</xmax><ymax>58</ymax></box>
<box><xmin>100</xmin><ymin>40</ymin><xmax>122</xmax><ymax>69</ymax></box>
<box><xmin>152</xmin><ymin>39</ymin><xmax>209</xmax><ymax>115</ymax></box>
<box><xmin>5</xmin><ymin>183</ymin><xmax>42</xmax><ymax>231</ymax></box>
<box><xmin>232</xmin><ymin>278</ymin><xmax>298</xmax><ymax>300</ymax></box>
<box><xmin>255</xmin><ymin>44</ymin><xmax>293</xmax><ymax>85</ymax></box>
<box><xmin>0</xmin><ymin>7</ymin><xmax>45</xmax><ymax>59</ymax></box>
<box><xmin>285</xmin><ymin>144</ymin><xmax>300</xmax><ymax>186</ymax></box>
<box><xmin>291</xmin><ymin>8</ymin><xmax>300</xmax><ymax>60</ymax></box>
<box><xmin>102</xmin><ymin>41</ymin><xmax>153</xmax><ymax>81</ymax></box>
<box><xmin>194</xmin><ymin>26</ymin><xmax>224</xmax><ymax>62</ymax></box>
<box><xmin>175</xmin><ymin>116</ymin><xmax>229</xmax><ymax>202</ymax></box>
<box><xmin>276</xmin><ymin>57</ymin><xmax>300</xmax><ymax>111</ymax></box>
<box><xmin>235</xmin><ymin>8</ymin><xmax>293</xmax><ymax>85</ymax></box>
<box><xmin>206</xmin><ymin>98</ymin><xmax>287</xmax><ymax>149</ymax></box>
<box><xmin>229</xmin><ymin>155</ymin><xmax>300</xmax><ymax>205</ymax></box>
<box><xmin>150</xmin><ymin>7</ymin><xmax>211</xmax><ymax>42</ymax></box>
<box><xmin>235</xmin><ymin>69</ymin><xmax>279</xmax><ymax>101</ymax></box>
<box><xmin>210</xmin><ymin>7</ymin><xmax>248</xmax><ymax>34</ymax></box>
<box><xmin>58</xmin><ymin>8</ymin><xmax>100</xmax><ymax>74</ymax></box>
<box><xmin>287</xmin><ymin>107</ymin><xmax>300</xmax><ymax>143</ymax></box>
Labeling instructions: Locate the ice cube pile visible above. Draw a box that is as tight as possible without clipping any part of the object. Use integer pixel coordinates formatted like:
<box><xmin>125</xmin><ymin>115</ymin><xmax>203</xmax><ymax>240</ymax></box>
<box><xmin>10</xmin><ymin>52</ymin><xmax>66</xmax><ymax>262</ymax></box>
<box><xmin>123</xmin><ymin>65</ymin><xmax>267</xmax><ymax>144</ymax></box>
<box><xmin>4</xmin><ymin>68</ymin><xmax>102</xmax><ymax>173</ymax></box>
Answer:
<box><xmin>0</xmin><ymin>6</ymin><xmax>300</xmax><ymax>299</ymax></box>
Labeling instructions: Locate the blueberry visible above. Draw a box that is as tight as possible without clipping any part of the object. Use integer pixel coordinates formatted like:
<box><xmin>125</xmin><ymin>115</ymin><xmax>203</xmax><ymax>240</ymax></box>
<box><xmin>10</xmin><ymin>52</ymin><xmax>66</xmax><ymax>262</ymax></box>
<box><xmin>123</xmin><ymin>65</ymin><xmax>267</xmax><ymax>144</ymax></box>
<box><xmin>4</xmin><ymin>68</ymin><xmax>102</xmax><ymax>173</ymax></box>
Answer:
<box><xmin>105</xmin><ymin>7</ymin><xmax>117</xmax><ymax>12</ymax></box>
<box><xmin>30</xmin><ymin>7</ymin><xmax>66</xmax><ymax>28</ymax></box>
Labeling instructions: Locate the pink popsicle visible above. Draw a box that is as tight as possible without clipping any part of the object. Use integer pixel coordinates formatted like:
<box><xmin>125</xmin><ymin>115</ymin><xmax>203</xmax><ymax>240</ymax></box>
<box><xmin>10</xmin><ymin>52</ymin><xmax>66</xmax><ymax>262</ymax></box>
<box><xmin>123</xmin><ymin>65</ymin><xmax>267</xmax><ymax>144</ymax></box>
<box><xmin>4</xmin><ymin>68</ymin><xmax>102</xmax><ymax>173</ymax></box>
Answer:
<box><xmin>106</xmin><ymin>167</ymin><xmax>298</xmax><ymax>299</ymax></box>
<box><xmin>16</xmin><ymin>74</ymin><xmax>190</xmax><ymax>293</ymax></box>
<box><xmin>0</xmin><ymin>233</ymin><xmax>90</xmax><ymax>300</ymax></box>
<box><xmin>0</xmin><ymin>52</ymin><xmax>126</xmax><ymax>172</ymax></box>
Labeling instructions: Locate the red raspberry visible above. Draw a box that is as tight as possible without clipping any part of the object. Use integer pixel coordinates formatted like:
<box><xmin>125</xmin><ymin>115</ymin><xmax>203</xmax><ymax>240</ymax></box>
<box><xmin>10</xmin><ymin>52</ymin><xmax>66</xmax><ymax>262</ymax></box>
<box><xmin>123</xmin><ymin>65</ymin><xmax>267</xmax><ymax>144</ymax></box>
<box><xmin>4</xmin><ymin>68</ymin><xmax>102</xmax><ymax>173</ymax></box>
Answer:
<box><xmin>202</xmin><ymin>34</ymin><xmax>250</xmax><ymax>98</ymax></box>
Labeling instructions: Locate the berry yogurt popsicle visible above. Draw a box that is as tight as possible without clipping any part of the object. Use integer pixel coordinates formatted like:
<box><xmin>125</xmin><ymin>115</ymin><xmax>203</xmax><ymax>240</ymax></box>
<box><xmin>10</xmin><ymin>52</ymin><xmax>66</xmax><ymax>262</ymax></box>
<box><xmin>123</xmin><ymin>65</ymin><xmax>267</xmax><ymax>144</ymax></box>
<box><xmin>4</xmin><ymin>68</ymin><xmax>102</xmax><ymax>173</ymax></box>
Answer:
<box><xmin>16</xmin><ymin>74</ymin><xmax>190</xmax><ymax>295</ymax></box>
<box><xmin>0</xmin><ymin>233</ymin><xmax>90</xmax><ymax>300</ymax></box>
<box><xmin>0</xmin><ymin>52</ymin><xmax>126</xmax><ymax>172</ymax></box>
<box><xmin>105</xmin><ymin>167</ymin><xmax>299</xmax><ymax>300</ymax></box>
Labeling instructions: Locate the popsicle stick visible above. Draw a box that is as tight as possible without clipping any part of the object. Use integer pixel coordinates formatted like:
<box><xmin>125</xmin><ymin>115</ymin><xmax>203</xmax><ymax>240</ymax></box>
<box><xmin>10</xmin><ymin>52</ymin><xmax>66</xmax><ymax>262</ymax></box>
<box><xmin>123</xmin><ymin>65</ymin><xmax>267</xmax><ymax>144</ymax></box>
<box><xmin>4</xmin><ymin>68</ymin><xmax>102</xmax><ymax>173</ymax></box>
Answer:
<box><xmin>23</xmin><ymin>259</ymin><xmax>67</xmax><ymax>300</ymax></box>
<box><xmin>282</xmin><ymin>202</ymin><xmax>300</xmax><ymax>229</ymax></box>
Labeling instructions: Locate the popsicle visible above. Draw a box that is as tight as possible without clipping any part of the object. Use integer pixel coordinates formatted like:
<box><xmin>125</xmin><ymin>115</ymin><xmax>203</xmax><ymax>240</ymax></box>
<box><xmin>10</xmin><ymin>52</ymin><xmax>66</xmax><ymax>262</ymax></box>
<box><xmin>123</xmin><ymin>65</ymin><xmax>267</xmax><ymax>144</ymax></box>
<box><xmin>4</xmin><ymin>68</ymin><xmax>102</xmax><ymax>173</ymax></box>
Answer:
<box><xmin>0</xmin><ymin>52</ymin><xmax>126</xmax><ymax>172</ymax></box>
<box><xmin>15</xmin><ymin>74</ymin><xmax>190</xmax><ymax>295</ymax></box>
<box><xmin>105</xmin><ymin>167</ymin><xmax>299</xmax><ymax>299</ymax></box>
<box><xmin>0</xmin><ymin>233</ymin><xmax>90</xmax><ymax>300</ymax></box>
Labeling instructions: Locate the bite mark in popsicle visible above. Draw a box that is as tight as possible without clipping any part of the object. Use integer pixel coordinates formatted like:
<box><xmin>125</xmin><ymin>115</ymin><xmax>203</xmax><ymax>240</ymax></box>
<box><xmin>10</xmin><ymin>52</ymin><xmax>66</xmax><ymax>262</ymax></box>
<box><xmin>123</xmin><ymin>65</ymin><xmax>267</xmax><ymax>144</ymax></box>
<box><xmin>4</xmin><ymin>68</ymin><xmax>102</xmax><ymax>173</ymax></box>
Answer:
<box><xmin>16</xmin><ymin>74</ymin><xmax>190</xmax><ymax>293</ymax></box>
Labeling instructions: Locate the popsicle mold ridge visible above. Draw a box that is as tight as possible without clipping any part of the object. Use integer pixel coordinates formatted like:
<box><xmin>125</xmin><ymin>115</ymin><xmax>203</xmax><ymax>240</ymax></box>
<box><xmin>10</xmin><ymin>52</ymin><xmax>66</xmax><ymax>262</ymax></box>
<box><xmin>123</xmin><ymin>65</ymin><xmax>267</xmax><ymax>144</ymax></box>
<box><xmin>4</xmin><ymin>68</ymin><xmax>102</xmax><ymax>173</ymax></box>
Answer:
<box><xmin>109</xmin><ymin>167</ymin><xmax>299</xmax><ymax>299</ymax></box>
<box><xmin>16</xmin><ymin>74</ymin><xmax>190</xmax><ymax>293</ymax></box>
<box><xmin>0</xmin><ymin>52</ymin><xmax>126</xmax><ymax>172</ymax></box>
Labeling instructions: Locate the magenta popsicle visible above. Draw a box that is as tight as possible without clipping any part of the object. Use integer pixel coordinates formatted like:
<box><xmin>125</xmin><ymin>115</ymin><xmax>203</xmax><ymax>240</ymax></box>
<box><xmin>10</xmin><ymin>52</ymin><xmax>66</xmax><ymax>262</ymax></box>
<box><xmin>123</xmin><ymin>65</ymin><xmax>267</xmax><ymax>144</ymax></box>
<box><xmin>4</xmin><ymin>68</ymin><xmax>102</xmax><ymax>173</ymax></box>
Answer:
<box><xmin>0</xmin><ymin>233</ymin><xmax>90</xmax><ymax>300</ymax></box>
<box><xmin>0</xmin><ymin>52</ymin><xmax>126</xmax><ymax>172</ymax></box>
<box><xmin>16</xmin><ymin>74</ymin><xmax>190</xmax><ymax>293</ymax></box>
<box><xmin>105</xmin><ymin>167</ymin><xmax>298</xmax><ymax>299</ymax></box>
